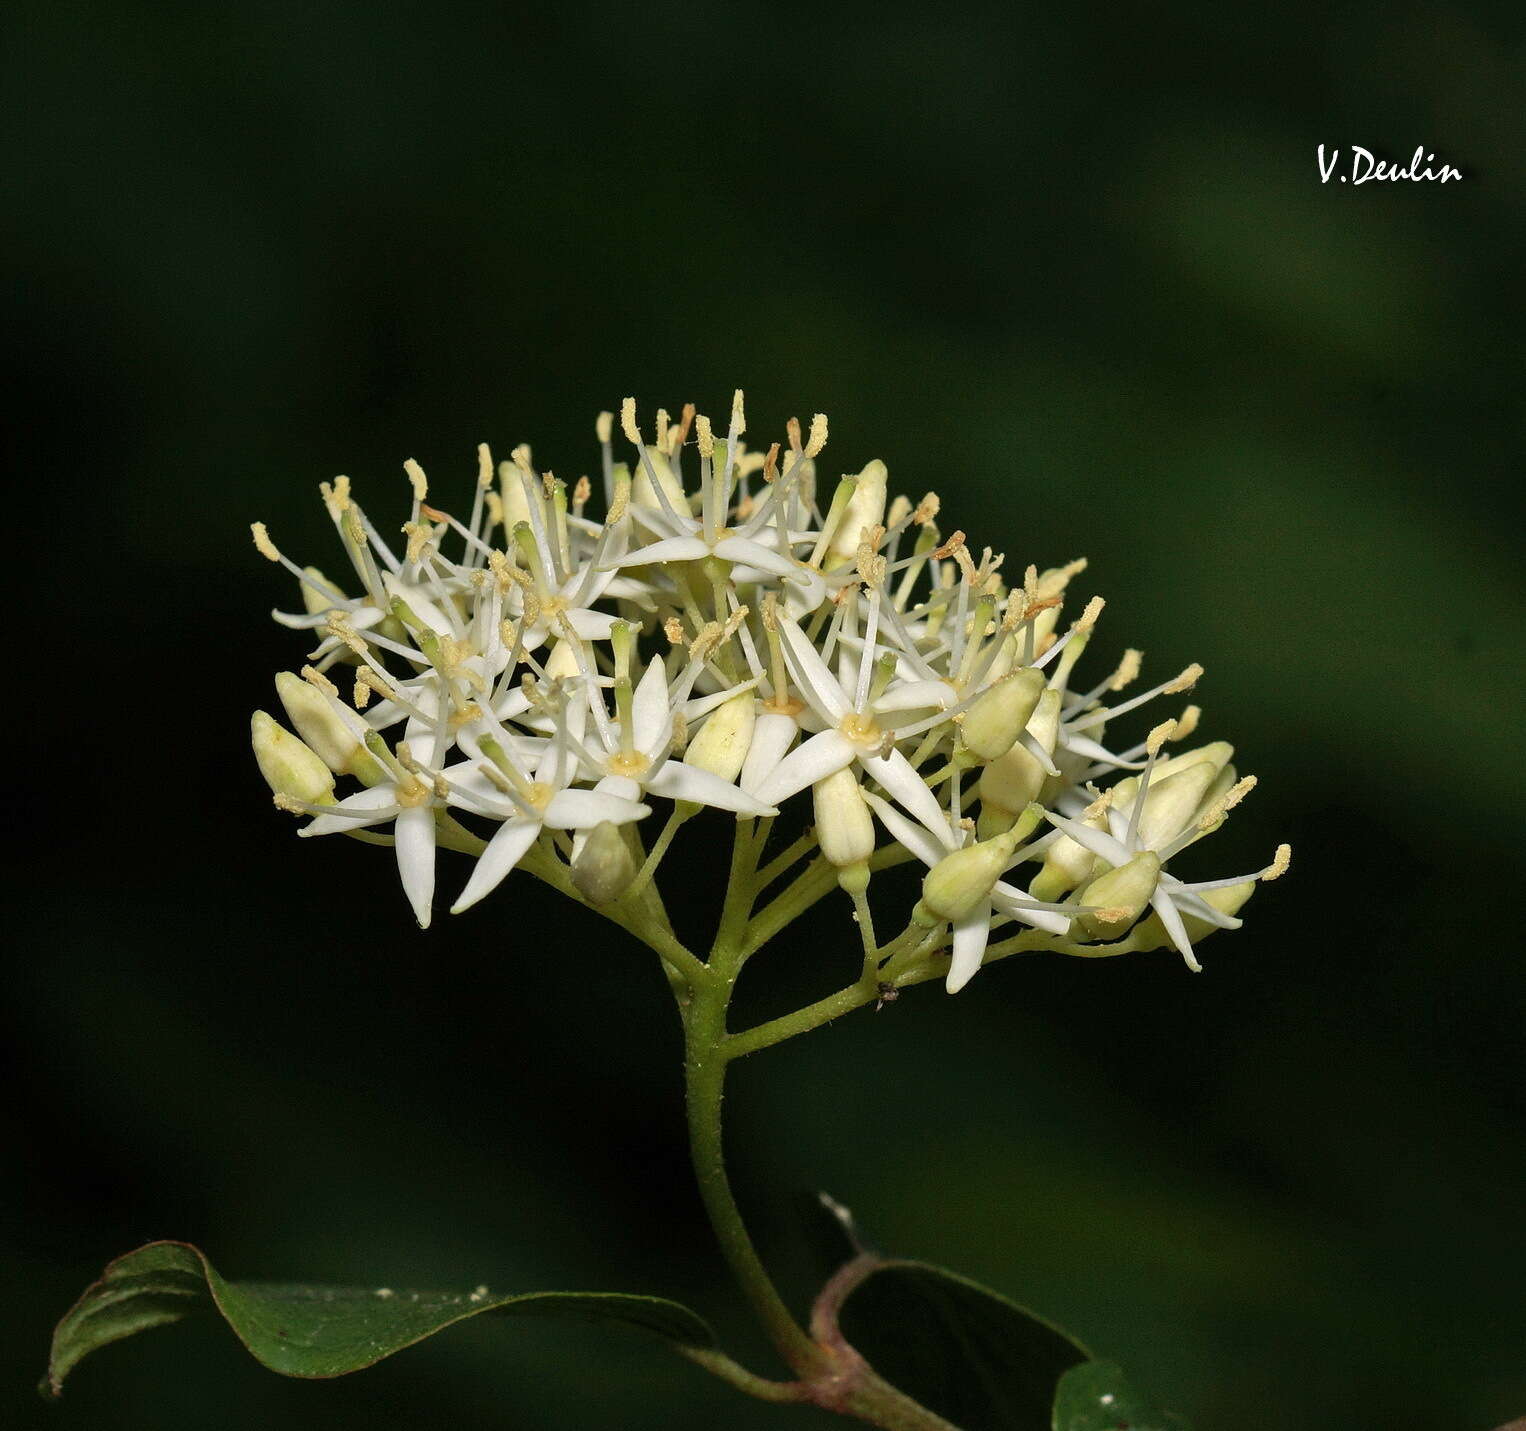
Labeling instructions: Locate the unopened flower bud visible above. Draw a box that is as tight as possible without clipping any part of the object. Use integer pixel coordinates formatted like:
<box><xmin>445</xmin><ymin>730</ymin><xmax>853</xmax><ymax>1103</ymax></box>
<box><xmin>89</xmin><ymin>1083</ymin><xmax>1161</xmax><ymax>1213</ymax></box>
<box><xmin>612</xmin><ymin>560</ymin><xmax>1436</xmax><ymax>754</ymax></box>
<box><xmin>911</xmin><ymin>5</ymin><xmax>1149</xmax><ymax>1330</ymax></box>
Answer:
<box><xmin>571</xmin><ymin>821</ymin><xmax>638</xmax><ymax>905</ymax></box>
<box><xmin>1129</xmin><ymin>760</ymin><xmax>1221</xmax><ymax>849</ymax></box>
<box><xmin>960</xmin><ymin>668</ymin><xmax>1047</xmax><ymax>763</ymax></box>
<box><xmin>251</xmin><ymin>710</ymin><xmax>334</xmax><ymax>805</ymax></box>
<box><xmin>632</xmin><ymin>446</ymin><xmax>688</xmax><ymax>512</ymax></box>
<box><xmin>1073</xmin><ymin>852</ymin><xmax>1162</xmax><ymax>942</ymax></box>
<box><xmin>977</xmin><ymin>688</ymin><xmax>1061</xmax><ymax>821</ymax></box>
<box><xmin>299</xmin><ymin>566</ymin><xmax>339</xmax><ymax>616</ymax></box>
<box><xmin>825</xmin><ymin>459</ymin><xmax>887</xmax><ymax>569</ymax></box>
<box><xmin>685</xmin><ymin>692</ymin><xmax>755</xmax><ymax>783</ymax></box>
<box><xmin>543</xmin><ymin>639</ymin><xmax>581</xmax><ymax>681</ymax></box>
<box><xmin>275</xmin><ymin>672</ymin><xmax>383</xmax><ymax>784</ymax></box>
<box><xmin>813</xmin><ymin>766</ymin><xmax>874</xmax><ymax>869</ymax></box>
<box><xmin>920</xmin><ymin>828</ymin><xmax>1021</xmax><ymax>923</ymax></box>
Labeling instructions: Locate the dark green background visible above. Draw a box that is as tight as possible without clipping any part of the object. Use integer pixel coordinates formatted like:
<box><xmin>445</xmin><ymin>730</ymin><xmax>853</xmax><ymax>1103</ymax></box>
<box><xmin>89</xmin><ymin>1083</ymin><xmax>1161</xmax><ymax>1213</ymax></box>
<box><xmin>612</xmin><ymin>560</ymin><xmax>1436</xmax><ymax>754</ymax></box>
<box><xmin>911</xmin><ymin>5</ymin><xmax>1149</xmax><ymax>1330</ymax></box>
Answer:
<box><xmin>5</xmin><ymin>3</ymin><xmax>1522</xmax><ymax>1428</ymax></box>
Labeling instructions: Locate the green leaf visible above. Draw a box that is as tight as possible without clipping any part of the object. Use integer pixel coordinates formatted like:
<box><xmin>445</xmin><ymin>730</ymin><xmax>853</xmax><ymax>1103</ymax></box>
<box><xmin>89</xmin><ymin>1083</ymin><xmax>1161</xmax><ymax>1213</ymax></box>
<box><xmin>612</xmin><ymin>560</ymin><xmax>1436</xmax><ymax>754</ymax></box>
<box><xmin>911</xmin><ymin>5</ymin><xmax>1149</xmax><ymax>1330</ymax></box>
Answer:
<box><xmin>837</xmin><ymin>1259</ymin><xmax>1089</xmax><ymax>1431</ymax></box>
<box><xmin>1052</xmin><ymin>1361</ymin><xmax>1191</xmax><ymax>1431</ymax></box>
<box><xmin>45</xmin><ymin>1240</ymin><xmax>715</xmax><ymax>1397</ymax></box>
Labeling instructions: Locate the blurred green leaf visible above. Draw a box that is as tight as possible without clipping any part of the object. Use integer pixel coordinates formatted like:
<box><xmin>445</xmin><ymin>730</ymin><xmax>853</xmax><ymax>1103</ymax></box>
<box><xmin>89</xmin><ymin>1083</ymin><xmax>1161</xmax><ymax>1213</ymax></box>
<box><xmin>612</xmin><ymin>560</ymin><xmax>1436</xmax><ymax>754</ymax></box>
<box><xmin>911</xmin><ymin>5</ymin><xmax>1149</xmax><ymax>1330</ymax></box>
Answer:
<box><xmin>838</xmin><ymin>1258</ymin><xmax>1089</xmax><ymax>1430</ymax></box>
<box><xmin>45</xmin><ymin>1240</ymin><xmax>714</xmax><ymax>1397</ymax></box>
<box><xmin>1052</xmin><ymin>1360</ymin><xmax>1190</xmax><ymax>1431</ymax></box>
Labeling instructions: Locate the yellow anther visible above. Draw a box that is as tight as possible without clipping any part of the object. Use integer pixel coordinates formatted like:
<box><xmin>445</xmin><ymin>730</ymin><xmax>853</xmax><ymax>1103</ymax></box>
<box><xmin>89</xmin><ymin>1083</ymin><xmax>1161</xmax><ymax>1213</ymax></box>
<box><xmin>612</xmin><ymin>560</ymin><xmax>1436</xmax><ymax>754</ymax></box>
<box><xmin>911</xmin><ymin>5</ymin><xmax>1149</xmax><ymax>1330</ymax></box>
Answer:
<box><xmin>605</xmin><ymin>477</ymin><xmax>629</xmax><ymax>526</ymax></box>
<box><xmin>1174</xmin><ymin>704</ymin><xmax>1202</xmax><ymax>739</ymax></box>
<box><xmin>402</xmin><ymin>521</ymin><xmax>431</xmax><ymax>565</ymax></box>
<box><xmin>272</xmin><ymin>792</ymin><xmax>307</xmax><ymax>815</ymax></box>
<box><xmin>1264</xmin><ymin>843</ymin><xmax>1292</xmax><ymax>880</ymax></box>
<box><xmin>619</xmin><ymin>397</ymin><xmax>640</xmax><ymax>446</ymax></box>
<box><xmin>477</xmin><ymin>442</ymin><xmax>494</xmax><ymax>487</ymax></box>
<box><xmin>573</xmin><ymin>475</ymin><xmax>591</xmax><ymax>506</ymax></box>
<box><xmin>300</xmin><ymin>664</ymin><xmax>339</xmax><ymax>700</ymax></box>
<box><xmin>352</xmin><ymin>677</ymin><xmax>371</xmax><ymax>710</ymax></box>
<box><xmin>1165</xmin><ymin>663</ymin><xmax>1204</xmax><ymax>695</ymax></box>
<box><xmin>931</xmin><ymin>530</ymin><xmax>966</xmax><ymax>561</ymax></box>
<box><xmin>1037</xmin><ymin>557</ymin><xmax>1088</xmax><ymax>598</ymax></box>
<box><xmin>761</xmin><ymin>591</ymin><xmax>781</xmax><ymax>631</ymax></box>
<box><xmin>663</xmin><ymin>616</ymin><xmax>687</xmax><ymax>645</ymax></box>
<box><xmin>595</xmin><ymin>410</ymin><xmax>613</xmax><ymax>444</ymax></box>
<box><xmin>694</xmin><ymin>413</ymin><xmax>715</xmax><ymax>457</ymax></box>
<box><xmin>484</xmin><ymin>489</ymin><xmax>504</xmax><ymax>530</ymax></box>
<box><xmin>913</xmin><ymin>492</ymin><xmax>941</xmax><ymax>525</ymax></box>
<box><xmin>511</xmin><ymin>443</ymin><xmax>534</xmax><ymax>473</ymax></box>
<box><xmin>404</xmin><ymin>458</ymin><xmax>428</xmax><ymax>502</ymax></box>
<box><xmin>730</xmin><ymin>388</ymin><xmax>746</xmax><ymax>435</ymax></box>
<box><xmin>804</xmin><ymin>412</ymin><xmax>828</xmax><ymax>457</ymax></box>
<box><xmin>319</xmin><ymin>474</ymin><xmax>352</xmax><ymax>517</ymax></box>
<box><xmin>1145</xmin><ymin>719</ymin><xmax>1179</xmax><ymax>756</ymax></box>
<box><xmin>1080</xmin><ymin>788</ymin><xmax>1114</xmax><ymax>822</ymax></box>
<box><xmin>655</xmin><ymin>407</ymin><xmax>670</xmax><ymax>452</ymax></box>
<box><xmin>250</xmin><ymin>522</ymin><xmax>281</xmax><ymax>562</ymax></box>
<box><xmin>1109</xmin><ymin>648</ymin><xmax>1142</xmax><ymax>691</ymax></box>
<box><xmin>1074</xmin><ymin>595</ymin><xmax>1106</xmax><ymax>635</ymax></box>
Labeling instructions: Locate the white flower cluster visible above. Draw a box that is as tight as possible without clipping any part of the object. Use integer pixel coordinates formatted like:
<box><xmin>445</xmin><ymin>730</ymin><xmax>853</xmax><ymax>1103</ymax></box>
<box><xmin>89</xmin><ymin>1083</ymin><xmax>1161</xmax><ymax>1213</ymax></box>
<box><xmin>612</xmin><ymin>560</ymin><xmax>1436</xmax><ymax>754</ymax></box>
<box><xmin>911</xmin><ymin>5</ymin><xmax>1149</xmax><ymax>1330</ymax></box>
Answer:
<box><xmin>251</xmin><ymin>394</ymin><xmax>1287</xmax><ymax>991</ymax></box>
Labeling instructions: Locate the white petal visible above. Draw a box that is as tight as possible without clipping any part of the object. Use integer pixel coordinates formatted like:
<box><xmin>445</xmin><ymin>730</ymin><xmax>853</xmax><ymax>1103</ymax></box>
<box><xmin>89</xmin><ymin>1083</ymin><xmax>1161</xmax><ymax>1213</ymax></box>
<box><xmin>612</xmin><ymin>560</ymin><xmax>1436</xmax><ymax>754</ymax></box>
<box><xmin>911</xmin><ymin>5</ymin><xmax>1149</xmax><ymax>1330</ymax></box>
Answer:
<box><xmin>859</xmin><ymin>747</ymin><xmax>947</xmax><ymax>837</ymax></box>
<box><xmin>740</xmin><ymin>711</ymin><xmax>799</xmax><ymax>795</ymax></box>
<box><xmin>777</xmin><ymin>618</ymin><xmax>851</xmax><ymax>722</ymax></box>
<box><xmin>753</xmin><ymin>729</ymin><xmax>855</xmax><ymax>806</ymax></box>
<box><xmin>989</xmin><ymin>882</ymin><xmax>1072</xmax><ymax>935</ymax></box>
<box><xmin>543</xmin><ymin>788</ymin><xmax>650</xmax><ymax>829</ymax></box>
<box><xmin>859</xmin><ymin>788</ymin><xmax>952</xmax><ymax>868</ymax></box>
<box><xmin>300</xmin><ymin>785</ymin><xmax>400</xmax><ymax>838</ymax></box>
<box><xmin>395</xmin><ymin>805</ymin><xmax>437</xmax><ymax>928</ymax></box>
<box><xmin>451</xmin><ymin>816</ymin><xmax>541</xmax><ymax>914</ymax></box>
<box><xmin>1150</xmin><ymin>890</ymin><xmax>1202</xmax><ymax>972</ymax></box>
<box><xmin>646</xmin><ymin>761</ymin><xmax>778</xmax><ymax>815</ymax></box>
<box><xmin>872</xmin><ymin>679</ymin><xmax>955</xmax><ymax>714</ymax></box>
<box><xmin>610</xmin><ymin>535</ymin><xmax>710</xmax><ymax>569</ymax></box>
<box><xmin>633</xmin><ymin>655</ymin><xmax>672</xmax><ymax>753</ymax></box>
<box><xmin>946</xmin><ymin>905</ymin><xmax>992</xmax><ymax>993</ymax></box>
<box><xmin>712</xmin><ymin>535</ymin><xmax>801</xmax><ymax>579</ymax></box>
<box><xmin>1043</xmin><ymin>812</ymin><xmax>1133</xmax><ymax>869</ymax></box>
<box><xmin>564</xmin><ymin>608</ymin><xmax>619</xmax><ymax>640</ymax></box>
<box><xmin>593</xmin><ymin>773</ymin><xmax>644</xmax><ymax>804</ymax></box>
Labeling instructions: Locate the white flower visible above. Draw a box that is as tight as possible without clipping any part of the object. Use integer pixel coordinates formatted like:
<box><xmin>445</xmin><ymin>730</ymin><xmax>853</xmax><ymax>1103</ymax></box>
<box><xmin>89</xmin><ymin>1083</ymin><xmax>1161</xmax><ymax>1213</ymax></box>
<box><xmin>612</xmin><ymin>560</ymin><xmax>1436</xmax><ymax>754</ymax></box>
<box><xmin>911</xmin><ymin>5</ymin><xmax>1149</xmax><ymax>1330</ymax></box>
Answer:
<box><xmin>252</xmin><ymin>391</ymin><xmax>1284</xmax><ymax>979</ymax></box>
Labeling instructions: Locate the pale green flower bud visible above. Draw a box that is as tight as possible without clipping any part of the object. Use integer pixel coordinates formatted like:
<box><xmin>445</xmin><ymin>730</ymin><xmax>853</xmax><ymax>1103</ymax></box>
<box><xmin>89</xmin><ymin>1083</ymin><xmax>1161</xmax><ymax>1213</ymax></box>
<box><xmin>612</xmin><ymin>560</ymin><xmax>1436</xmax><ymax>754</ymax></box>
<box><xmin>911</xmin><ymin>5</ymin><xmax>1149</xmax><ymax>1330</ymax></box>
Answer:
<box><xmin>251</xmin><ymin>710</ymin><xmax>334</xmax><ymax>805</ymax></box>
<box><xmin>685</xmin><ymin>692</ymin><xmax>755</xmax><ymax>783</ymax></box>
<box><xmin>275</xmin><ymin>672</ymin><xmax>383</xmax><ymax>784</ymax></box>
<box><xmin>920</xmin><ymin>828</ymin><xmax>1021</xmax><ymax>923</ymax></box>
<box><xmin>813</xmin><ymin>766</ymin><xmax>874</xmax><ymax>870</ymax></box>
<box><xmin>1132</xmin><ymin>881</ymin><xmax>1255</xmax><ymax>952</ymax></box>
<box><xmin>977</xmin><ymin>688</ymin><xmax>1062</xmax><ymax>823</ymax></box>
<box><xmin>824</xmin><ymin>459</ymin><xmax>887</xmax><ymax>569</ymax></box>
<box><xmin>1073</xmin><ymin>852</ymin><xmax>1162</xmax><ymax>941</ymax></box>
<box><xmin>1131</xmin><ymin>761</ymin><xmax>1222</xmax><ymax>849</ymax></box>
<box><xmin>959</xmin><ymin>668</ymin><xmax>1047</xmax><ymax>763</ymax></box>
<box><xmin>632</xmin><ymin>446</ymin><xmax>688</xmax><ymax>512</ymax></box>
<box><xmin>571</xmin><ymin>821</ymin><xmax>637</xmax><ymax>905</ymax></box>
<box><xmin>299</xmin><ymin>565</ymin><xmax>340</xmax><ymax>616</ymax></box>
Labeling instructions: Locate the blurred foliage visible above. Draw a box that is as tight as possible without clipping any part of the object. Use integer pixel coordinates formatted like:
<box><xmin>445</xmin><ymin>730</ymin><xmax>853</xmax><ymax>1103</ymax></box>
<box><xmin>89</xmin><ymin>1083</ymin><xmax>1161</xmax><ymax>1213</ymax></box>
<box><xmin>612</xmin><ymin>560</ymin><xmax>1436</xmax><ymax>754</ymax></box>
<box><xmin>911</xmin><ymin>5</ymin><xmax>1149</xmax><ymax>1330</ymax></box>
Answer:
<box><xmin>3</xmin><ymin>2</ymin><xmax>1522</xmax><ymax>1429</ymax></box>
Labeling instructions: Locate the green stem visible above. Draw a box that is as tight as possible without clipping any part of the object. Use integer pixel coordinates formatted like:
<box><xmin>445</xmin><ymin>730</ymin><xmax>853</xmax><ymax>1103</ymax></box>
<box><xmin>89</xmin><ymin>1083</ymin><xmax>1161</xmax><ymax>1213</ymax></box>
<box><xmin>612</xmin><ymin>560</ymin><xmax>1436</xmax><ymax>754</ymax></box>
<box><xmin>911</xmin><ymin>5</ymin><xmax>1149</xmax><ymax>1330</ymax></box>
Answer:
<box><xmin>683</xmin><ymin>978</ymin><xmax>823</xmax><ymax>1374</ymax></box>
